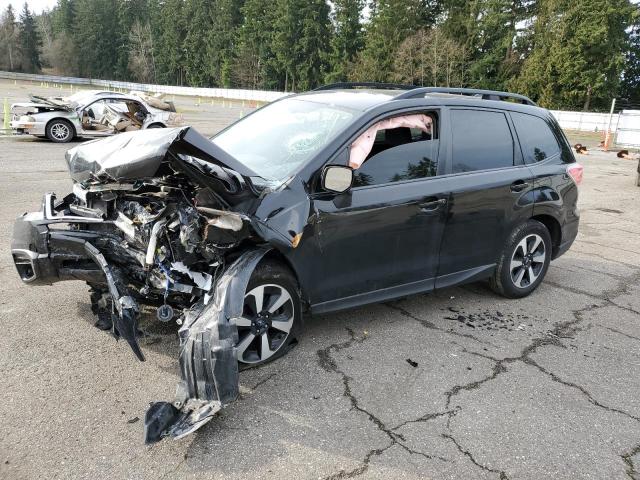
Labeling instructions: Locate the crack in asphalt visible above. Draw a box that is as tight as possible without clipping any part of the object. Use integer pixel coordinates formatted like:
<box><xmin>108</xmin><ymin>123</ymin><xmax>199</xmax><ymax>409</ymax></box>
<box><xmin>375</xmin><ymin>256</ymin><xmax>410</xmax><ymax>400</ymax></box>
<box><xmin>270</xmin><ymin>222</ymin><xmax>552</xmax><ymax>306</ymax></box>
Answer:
<box><xmin>575</xmin><ymin>239</ymin><xmax>640</xmax><ymax>257</ymax></box>
<box><xmin>318</xmin><ymin>264</ymin><xmax>640</xmax><ymax>479</ymax></box>
<box><xmin>622</xmin><ymin>444</ymin><xmax>640</xmax><ymax>480</ymax></box>
<box><xmin>323</xmin><ymin>443</ymin><xmax>394</xmax><ymax>480</ymax></box>
<box><xmin>442</xmin><ymin>433</ymin><xmax>509</xmax><ymax>480</ymax></box>
<box><xmin>602</xmin><ymin>326</ymin><xmax>640</xmax><ymax>343</ymax></box>
<box><xmin>392</xmin><ymin>408</ymin><xmax>459</xmax><ymax>431</ymax></box>
<box><xmin>250</xmin><ymin>373</ymin><xmax>276</xmax><ymax>391</ymax></box>
<box><xmin>570</xmin><ymin>247</ymin><xmax>640</xmax><ymax>270</ymax></box>
<box><xmin>159</xmin><ymin>454</ymin><xmax>188</xmax><ymax>480</ymax></box>
<box><xmin>447</xmin><ymin>300</ymin><xmax>640</xmax><ymax>423</ymax></box>
<box><xmin>317</xmin><ymin>328</ymin><xmax>448</xmax><ymax>479</ymax></box>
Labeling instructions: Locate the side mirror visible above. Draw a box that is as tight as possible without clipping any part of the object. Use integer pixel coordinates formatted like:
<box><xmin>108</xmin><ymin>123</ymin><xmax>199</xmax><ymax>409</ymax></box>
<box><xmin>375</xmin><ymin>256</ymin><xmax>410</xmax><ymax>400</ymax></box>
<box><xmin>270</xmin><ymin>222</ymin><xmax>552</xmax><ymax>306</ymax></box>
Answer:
<box><xmin>322</xmin><ymin>165</ymin><xmax>353</xmax><ymax>194</ymax></box>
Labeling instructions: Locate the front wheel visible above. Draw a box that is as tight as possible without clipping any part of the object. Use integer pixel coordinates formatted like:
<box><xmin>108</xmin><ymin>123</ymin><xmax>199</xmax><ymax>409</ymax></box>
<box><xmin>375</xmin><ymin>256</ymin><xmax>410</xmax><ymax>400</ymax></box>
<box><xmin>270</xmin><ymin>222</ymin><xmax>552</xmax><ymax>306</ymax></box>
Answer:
<box><xmin>46</xmin><ymin>119</ymin><xmax>74</xmax><ymax>143</ymax></box>
<box><xmin>234</xmin><ymin>261</ymin><xmax>302</xmax><ymax>365</ymax></box>
<box><xmin>490</xmin><ymin>220</ymin><xmax>552</xmax><ymax>298</ymax></box>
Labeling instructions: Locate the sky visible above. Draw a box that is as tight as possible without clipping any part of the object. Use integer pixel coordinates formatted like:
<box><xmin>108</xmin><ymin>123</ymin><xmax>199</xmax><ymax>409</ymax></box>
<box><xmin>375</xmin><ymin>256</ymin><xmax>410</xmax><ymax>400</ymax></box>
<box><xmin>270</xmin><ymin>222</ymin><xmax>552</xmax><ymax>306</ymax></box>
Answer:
<box><xmin>0</xmin><ymin>0</ymin><xmax>57</xmax><ymax>15</ymax></box>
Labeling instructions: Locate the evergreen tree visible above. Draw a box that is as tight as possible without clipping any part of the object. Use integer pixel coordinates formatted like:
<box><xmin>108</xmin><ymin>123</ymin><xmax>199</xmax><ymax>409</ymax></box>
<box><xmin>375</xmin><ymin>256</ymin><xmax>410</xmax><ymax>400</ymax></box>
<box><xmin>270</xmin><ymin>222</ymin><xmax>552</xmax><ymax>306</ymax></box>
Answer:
<box><xmin>115</xmin><ymin>0</ymin><xmax>149</xmax><ymax>80</ymax></box>
<box><xmin>47</xmin><ymin>0</ymin><xmax>78</xmax><ymax>75</ymax></box>
<box><xmin>17</xmin><ymin>3</ymin><xmax>42</xmax><ymax>73</ymax></box>
<box><xmin>51</xmin><ymin>0</ymin><xmax>76</xmax><ymax>34</ymax></box>
<box><xmin>462</xmin><ymin>0</ymin><xmax>528</xmax><ymax>89</ymax></box>
<box><xmin>0</xmin><ymin>5</ymin><xmax>18</xmax><ymax>71</ymax></box>
<box><xmin>74</xmin><ymin>0</ymin><xmax>121</xmax><ymax>78</ymax></box>
<box><xmin>182</xmin><ymin>0</ymin><xmax>214</xmax><ymax>86</ymax></box>
<box><xmin>514</xmin><ymin>0</ymin><xmax>634</xmax><ymax>110</ymax></box>
<box><xmin>234</xmin><ymin>0</ymin><xmax>277</xmax><ymax>89</ymax></box>
<box><xmin>151</xmin><ymin>0</ymin><xmax>187</xmax><ymax>85</ymax></box>
<box><xmin>326</xmin><ymin>0</ymin><xmax>364</xmax><ymax>82</ymax></box>
<box><xmin>353</xmin><ymin>0</ymin><xmax>434</xmax><ymax>82</ymax></box>
<box><xmin>207</xmin><ymin>0</ymin><xmax>244</xmax><ymax>87</ymax></box>
<box><xmin>272</xmin><ymin>0</ymin><xmax>331</xmax><ymax>91</ymax></box>
<box><xmin>621</xmin><ymin>7</ymin><xmax>640</xmax><ymax>105</ymax></box>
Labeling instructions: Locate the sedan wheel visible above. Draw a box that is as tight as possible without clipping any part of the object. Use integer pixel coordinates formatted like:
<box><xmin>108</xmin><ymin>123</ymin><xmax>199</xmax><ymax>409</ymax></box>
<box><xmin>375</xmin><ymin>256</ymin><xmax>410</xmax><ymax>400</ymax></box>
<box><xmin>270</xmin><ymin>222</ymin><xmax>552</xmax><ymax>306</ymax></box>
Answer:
<box><xmin>234</xmin><ymin>262</ymin><xmax>301</xmax><ymax>365</ymax></box>
<box><xmin>46</xmin><ymin>120</ymin><xmax>74</xmax><ymax>143</ymax></box>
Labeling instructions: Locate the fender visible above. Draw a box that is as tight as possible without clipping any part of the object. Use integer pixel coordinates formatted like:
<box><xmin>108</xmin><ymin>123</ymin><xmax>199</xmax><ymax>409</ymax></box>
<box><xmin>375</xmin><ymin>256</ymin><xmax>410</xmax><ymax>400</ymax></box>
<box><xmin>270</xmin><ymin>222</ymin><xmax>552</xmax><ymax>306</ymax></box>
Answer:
<box><xmin>144</xmin><ymin>246</ymin><xmax>271</xmax><ymax>444</ymax></box>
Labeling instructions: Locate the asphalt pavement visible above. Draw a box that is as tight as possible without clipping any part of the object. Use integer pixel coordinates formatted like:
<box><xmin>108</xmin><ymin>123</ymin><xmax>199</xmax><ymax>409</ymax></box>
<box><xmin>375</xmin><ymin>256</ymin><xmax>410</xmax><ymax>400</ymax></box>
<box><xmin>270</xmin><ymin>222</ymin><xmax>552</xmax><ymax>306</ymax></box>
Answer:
<box><xmin>0</xmin><ymin>83</ymin><xmax>639</xmax><ymax>479</ymax></box>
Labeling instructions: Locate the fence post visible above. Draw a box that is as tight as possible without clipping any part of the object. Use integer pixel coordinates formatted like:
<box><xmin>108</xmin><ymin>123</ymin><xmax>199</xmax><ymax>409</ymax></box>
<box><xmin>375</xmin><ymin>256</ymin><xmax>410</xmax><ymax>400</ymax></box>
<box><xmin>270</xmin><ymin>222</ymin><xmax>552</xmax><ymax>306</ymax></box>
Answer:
<box><xmin>604</xmin><ymin>98</ymin><xmax>616</xmax><ymax>151</ymax></box>
<box><xmin>4</xmin><ymin>97</ymin><xmax>10</xmax><ymax>132</ymax></box>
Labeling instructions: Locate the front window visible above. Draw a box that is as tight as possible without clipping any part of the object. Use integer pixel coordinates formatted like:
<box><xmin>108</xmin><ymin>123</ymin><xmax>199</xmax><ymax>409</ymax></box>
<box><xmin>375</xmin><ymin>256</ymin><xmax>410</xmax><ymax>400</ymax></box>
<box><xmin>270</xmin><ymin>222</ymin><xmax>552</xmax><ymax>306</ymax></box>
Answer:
<box><xmin>212</xmin><ymin>98</ymin><xmax>358</xmax><ymax>181</ymax></box>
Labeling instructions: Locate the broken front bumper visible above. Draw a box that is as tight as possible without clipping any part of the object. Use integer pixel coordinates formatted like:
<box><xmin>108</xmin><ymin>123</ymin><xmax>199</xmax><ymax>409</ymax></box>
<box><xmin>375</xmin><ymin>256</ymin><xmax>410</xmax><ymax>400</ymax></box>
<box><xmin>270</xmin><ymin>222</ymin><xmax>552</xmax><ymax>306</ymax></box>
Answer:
<box><xmin>12</xmin><ymin>193</ymin><xmax>105</xmax><ymax>285</ymax></box>
<box><xmin>12</xmin><ymin>193</ymin><xmax>268</xmax><ymax>443</ymax></box>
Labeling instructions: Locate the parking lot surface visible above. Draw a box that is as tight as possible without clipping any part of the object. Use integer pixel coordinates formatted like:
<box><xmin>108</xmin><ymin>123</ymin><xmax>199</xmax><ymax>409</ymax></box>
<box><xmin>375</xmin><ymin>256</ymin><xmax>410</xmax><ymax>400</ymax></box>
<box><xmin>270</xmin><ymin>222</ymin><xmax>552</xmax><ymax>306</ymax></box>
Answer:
<box><xmin>1</xmin><ymin>81</ymin><xmax>639</xmax><ymax>479</ymax></box>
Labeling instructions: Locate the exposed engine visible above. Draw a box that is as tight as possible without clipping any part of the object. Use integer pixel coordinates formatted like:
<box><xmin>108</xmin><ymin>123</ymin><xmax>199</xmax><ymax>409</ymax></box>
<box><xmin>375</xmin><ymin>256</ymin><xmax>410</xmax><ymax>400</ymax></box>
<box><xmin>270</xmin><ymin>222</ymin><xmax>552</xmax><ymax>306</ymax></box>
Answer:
<box><xmin>72</xmin><ymin>179</ymin><xmax>248</xmax><ymax>337</ymax></box>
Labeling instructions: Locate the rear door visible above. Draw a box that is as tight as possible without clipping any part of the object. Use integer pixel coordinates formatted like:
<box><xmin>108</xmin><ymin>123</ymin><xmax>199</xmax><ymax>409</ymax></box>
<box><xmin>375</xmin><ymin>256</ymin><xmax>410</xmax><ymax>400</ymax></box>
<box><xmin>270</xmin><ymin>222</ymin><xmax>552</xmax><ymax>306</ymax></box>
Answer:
<box><xmin>509</xmin><ymin>111</ymin><xmax>580</xmax><ymax>255</ymax></box>
<box><xmin>436</xmin><ymin>107</ymin><xmax>535</xmax><ymax>287</ymax></box>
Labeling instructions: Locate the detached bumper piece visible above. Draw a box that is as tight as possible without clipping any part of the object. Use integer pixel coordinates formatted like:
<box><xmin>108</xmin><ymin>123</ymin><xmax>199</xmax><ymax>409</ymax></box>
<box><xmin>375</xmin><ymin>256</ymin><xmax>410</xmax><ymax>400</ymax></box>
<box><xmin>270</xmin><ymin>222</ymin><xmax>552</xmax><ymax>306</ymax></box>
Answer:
<box><xmin>144</xmin><ymin>248</ymin><xmax>268</xmax><ymax>444</ymax></box>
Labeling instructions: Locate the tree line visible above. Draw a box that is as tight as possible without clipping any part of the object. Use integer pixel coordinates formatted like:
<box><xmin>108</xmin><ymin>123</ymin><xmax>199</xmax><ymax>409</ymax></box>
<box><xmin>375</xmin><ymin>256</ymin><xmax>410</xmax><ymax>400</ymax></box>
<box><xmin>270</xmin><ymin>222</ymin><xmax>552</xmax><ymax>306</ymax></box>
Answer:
<box><xmin>0</xmin><ymin>0</ymin><xmax>638</xmax><ymax>111</ymax></box>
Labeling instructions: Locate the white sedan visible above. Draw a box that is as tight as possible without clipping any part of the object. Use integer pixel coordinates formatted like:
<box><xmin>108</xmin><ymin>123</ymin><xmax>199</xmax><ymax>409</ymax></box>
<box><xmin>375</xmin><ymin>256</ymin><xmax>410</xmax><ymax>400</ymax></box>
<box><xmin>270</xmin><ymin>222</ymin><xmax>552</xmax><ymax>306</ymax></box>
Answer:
<box><xmin>10</xmin><ymin>90</ymin><xmax>183</xmax><ymax>143</ymax></box>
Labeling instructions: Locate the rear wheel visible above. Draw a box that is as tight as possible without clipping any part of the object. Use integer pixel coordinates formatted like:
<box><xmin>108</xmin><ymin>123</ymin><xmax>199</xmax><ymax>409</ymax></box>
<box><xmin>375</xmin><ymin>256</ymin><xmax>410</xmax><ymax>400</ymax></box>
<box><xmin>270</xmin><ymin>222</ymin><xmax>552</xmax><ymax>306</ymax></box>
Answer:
<box><xmin>490</xmin><ymin>220</ymin><xmax>552</xmax><ymax>298</ymax></box>
<box><xmin>234</xmin><ymin>261</ymin><xmax>302</xmax><ymax>365</ymax></box>
<box><xmin>46</xmin><ymin>119</ymin><xmax>74</xmax><ymax>143</ymax></box>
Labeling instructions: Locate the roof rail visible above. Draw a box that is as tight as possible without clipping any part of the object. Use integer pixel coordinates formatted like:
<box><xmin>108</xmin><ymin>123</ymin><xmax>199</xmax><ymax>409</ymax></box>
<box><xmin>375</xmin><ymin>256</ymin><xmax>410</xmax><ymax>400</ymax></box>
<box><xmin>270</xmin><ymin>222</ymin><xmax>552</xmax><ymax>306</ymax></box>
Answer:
<box><xmin>313</xmin><ymin>82</ymin><xmax>419</xmax><ymax>91</ymax></box>
<box><xmin>395</xmin><ymin>87</ymin><xmax>537</xmax><ymax>106</ymax></box>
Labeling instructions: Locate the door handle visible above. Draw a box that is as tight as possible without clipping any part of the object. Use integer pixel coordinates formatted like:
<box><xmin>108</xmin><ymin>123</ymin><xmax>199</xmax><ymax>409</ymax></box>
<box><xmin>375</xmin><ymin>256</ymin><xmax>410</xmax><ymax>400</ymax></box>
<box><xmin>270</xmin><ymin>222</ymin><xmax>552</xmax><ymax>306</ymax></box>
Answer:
<box><xmin>419</xmin><ymin>198</ymin><xmax>447</xmax><ymax>211</ymax></box>
<box><xmin>510</xmin><ymin>180</ymin><xmax>529</xmax><ymax>192</ymax></box>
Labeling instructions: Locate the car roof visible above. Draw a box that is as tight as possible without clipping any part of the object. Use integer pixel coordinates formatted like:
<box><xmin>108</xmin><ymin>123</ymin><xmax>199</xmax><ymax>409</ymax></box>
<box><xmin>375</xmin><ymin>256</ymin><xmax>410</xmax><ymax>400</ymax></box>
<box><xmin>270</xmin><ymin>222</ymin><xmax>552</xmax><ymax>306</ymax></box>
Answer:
<box><xmin>293</xmin><ymin>86</ymin><xmax>548</xmax><ymax>117</ymax></box>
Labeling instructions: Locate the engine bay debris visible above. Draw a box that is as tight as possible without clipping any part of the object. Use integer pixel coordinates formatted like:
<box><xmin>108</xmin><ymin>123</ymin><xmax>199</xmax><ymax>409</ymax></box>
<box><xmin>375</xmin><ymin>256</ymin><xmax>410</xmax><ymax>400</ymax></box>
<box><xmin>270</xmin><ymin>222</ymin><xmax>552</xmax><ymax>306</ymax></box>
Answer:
<box><xmin>11</xmin><ymin>126</ymin><xmax>311</xmax><ymax>443</ymax></box>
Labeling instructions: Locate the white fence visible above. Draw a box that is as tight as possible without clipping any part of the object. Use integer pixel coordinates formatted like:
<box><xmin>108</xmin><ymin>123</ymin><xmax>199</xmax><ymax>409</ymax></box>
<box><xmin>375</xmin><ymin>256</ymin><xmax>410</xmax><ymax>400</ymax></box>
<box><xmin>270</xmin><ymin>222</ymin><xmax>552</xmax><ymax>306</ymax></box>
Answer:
<box><xmin>549</xmin><ymin>110</ymin><xmax>617</xmax><ymax>133</ymax></box>
<box><xmin>614</xmin><ymin>110</ymin><xmax>640</xmax><ymax>148</ymax></box>
<box><xmin>0</xmin><ymin>70</ymin><xmax>290</xmax><ymax>103</ymax></box>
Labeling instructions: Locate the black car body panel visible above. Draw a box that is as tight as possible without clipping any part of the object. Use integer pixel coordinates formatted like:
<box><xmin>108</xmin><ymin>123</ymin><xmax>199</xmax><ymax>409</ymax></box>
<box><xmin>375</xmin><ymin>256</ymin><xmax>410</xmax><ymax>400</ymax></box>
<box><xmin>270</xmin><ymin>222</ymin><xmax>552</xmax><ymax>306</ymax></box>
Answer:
<box><xmin>11</xmin><ymin>86</ymin><xmax>579</xmax><ymax>443</ymax></box>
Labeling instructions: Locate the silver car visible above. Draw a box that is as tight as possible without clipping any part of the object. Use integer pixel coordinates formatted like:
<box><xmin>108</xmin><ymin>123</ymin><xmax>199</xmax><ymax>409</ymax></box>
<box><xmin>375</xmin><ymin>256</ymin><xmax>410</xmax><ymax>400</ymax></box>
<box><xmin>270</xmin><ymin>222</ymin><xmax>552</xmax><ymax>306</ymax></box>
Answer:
<box><xmin>10</xmin><ymin>89</ymin><xmax>183</xmax><ymax>143</ymax></box>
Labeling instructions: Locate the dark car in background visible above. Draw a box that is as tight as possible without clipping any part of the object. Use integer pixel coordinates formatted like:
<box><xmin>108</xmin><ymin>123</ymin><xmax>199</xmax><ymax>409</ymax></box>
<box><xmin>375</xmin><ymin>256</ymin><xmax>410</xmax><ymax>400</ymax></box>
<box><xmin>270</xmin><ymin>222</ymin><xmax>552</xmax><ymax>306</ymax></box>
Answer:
<box><xmin>11</xmin><ymin>84</ymin><xmax>582</xmax><ymax>442</ymax></box>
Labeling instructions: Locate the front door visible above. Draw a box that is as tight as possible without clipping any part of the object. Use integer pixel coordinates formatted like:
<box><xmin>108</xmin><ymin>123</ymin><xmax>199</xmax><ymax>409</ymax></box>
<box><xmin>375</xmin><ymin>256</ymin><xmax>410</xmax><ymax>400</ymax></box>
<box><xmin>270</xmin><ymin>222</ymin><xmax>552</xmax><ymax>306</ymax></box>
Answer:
<box><xmin>310</xmin><ymin>116</ymin><xmax>448</xmax><ymax>310</ymax></box>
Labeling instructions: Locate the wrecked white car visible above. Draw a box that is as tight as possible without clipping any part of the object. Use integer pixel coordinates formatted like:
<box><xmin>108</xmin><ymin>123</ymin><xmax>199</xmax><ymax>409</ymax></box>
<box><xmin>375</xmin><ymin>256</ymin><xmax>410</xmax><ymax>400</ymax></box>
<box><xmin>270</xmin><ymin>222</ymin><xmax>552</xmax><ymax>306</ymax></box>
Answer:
<box><xmin>9</xmin><ymin>89</ymin><xmax>182</xmax><ymax>142</ymax></box>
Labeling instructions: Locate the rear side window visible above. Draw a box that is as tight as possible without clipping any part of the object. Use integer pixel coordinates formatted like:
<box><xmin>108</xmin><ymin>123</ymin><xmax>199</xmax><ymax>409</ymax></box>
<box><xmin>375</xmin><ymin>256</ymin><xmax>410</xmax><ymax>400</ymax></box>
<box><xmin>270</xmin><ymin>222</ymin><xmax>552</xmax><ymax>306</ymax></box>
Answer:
<box><xmin>511</xmin><ymin>112</ymin><xmax>561</xmax><ymax>163</ymax></box>
<box><xmin>451</xmin><ymin>110</ymin><xmax>514</xmax><ymax>173</ymax></box>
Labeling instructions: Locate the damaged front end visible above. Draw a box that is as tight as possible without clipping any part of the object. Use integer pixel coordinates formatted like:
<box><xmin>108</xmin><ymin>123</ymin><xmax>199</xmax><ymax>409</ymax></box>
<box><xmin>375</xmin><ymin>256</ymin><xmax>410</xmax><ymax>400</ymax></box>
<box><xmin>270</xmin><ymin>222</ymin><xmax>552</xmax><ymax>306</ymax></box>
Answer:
<box><xmin>11</xmin><ymin>127</ymin><xmax>302</xmax><ymax>443</ymax></box>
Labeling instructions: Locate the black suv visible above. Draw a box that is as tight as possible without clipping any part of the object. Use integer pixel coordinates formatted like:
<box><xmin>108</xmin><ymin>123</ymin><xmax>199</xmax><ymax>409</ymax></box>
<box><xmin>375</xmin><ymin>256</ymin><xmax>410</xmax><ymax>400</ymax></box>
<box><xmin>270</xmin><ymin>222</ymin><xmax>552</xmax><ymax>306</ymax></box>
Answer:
<box><xmin>11</xmin><ymin>84</ymin><xmax>582</xmax><ymax>442</ymax></box>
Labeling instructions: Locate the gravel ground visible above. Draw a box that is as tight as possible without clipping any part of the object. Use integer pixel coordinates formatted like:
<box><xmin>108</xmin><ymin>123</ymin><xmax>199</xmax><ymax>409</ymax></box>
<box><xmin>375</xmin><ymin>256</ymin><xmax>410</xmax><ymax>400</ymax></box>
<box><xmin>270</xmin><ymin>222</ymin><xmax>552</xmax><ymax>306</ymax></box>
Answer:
<box><xmin>1</xmin><ymin>79</ymin><xmax>639</xmax><ymax>480</ymax></box>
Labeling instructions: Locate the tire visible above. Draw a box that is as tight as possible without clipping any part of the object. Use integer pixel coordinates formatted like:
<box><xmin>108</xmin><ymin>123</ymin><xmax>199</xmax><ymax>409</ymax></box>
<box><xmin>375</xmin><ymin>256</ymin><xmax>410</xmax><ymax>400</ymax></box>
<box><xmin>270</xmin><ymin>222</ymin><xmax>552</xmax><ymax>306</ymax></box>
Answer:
<box><xmin>46</xmin><ymin>119</ymin><xmax>74</xmax><ymax>143</ymax></box>
<box><xmin>490</xmin><ymin>220</ymin><xmax>552</xmax><ymax>299</ymax></box>
<box><xmin>147</xmin><ymin>123</ymin><xmax>165</xmax><ymax>129</ymax></box>
<box><xmin>235</xmin><ymin>260</ymin><xmax>302</xmax><ymax>365</ymax></box>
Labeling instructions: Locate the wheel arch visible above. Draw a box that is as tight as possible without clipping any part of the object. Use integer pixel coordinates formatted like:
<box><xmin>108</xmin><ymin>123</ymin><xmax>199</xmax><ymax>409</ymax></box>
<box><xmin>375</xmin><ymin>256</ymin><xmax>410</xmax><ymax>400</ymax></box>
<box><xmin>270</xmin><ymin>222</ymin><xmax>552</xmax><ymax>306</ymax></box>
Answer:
<box><xmin>531</xmin><ymin>214</ymin><xmax>561</xmax><ymax>256</ymax></box>
<box><xmin>261</xmin><ymin>249</ymin><xmax>309</xmax><ymax>311</ymax></box>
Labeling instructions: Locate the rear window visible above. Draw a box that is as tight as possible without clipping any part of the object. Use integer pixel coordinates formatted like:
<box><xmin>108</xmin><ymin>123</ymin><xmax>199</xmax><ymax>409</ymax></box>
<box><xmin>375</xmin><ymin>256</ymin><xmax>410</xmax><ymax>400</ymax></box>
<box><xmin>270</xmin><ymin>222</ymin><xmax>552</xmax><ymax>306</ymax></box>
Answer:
<box><xmin>511</xmin><ymin>112</ymin><xmax>561</xmax><ymax>163</ymax></box>
<box><xmin>451</xmin><ymin>110</ymin><xmax>514</xmax><ymax>173</ymax></box>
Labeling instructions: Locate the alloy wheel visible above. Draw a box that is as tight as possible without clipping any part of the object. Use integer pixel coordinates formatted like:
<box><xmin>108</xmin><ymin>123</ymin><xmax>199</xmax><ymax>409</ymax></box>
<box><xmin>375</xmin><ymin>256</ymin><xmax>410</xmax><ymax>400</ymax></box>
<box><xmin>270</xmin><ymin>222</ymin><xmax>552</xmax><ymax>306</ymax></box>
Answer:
<box><xmin>235</xmin><ymin>283</ymin><xmax>295</xmax><ymax>364</ymax></box>
<box><xmin>51</xmin><ymin>123</ymin><xmax>70</xmax><ymax>141</ymax></box>
<box><xmin>509</xmin><ymin>233</ymin><xmax>546</xmax><ymax>289</ymax></box>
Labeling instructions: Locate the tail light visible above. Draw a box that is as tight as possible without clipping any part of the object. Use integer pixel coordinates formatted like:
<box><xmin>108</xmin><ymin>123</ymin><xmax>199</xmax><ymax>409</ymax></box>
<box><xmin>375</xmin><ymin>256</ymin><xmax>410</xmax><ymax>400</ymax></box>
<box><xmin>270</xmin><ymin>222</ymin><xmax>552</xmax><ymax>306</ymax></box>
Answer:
<box><xmin>567</xmin><ymin>163</ymin><xmax>583</xmax><ymax>186</ymax></box>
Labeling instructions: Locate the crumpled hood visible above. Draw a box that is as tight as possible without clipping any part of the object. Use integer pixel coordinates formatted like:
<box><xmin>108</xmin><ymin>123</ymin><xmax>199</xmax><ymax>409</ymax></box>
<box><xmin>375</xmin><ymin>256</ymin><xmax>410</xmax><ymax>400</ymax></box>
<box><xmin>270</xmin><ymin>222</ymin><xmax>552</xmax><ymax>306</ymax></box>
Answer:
<box><xmin>11</xmin><ymin>102</ymin><xmax>66</xmax><ymax>110</ymax></box>
<box><xmin>65</xmin><ymin>126</ymin><xmax>258</xmax><ymax>183</ymax></box>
